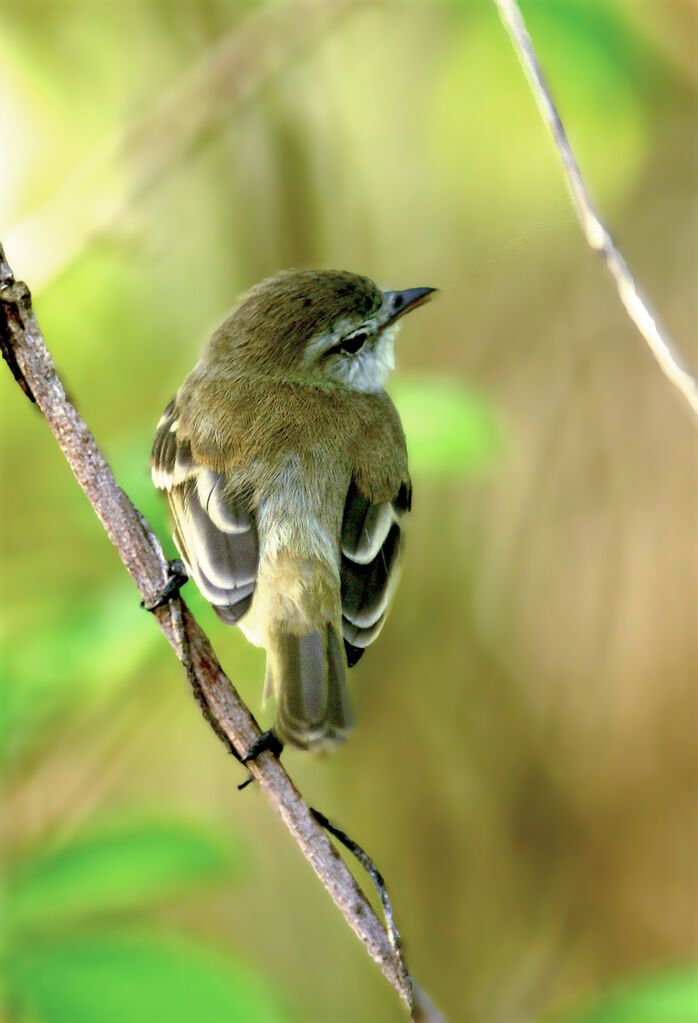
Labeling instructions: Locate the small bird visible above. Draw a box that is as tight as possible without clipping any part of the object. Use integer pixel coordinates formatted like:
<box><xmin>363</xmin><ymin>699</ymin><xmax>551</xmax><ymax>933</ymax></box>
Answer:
<box><xmin>151</xmin><ymin>269</ymin><xmax>435</xmax><ymax>752</ymax></box>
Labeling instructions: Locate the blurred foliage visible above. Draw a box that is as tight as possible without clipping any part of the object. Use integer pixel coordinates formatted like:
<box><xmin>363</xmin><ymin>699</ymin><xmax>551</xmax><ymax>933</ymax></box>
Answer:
<box><xmin>1</xmin><ymin>0</ymin><xmax>696</xmax><ymax>1021</ymax></box>
<box><xmin>549</xmin><ymin>968</ymin><xmax>698</xmax><ymax>1023</ymax></box>
<box><xmin>3</xmin><ymin>814</ymin><xmax>283</xmax><ymax>1022</ymax></box>
<box><xmin>389</xmin><ymin>376</ymin><xmax>501</xmax><ymax>476</ymax></box>
<box><xmin>6</xmin><ymin>817</ymin><xmax>239</xmax><ymax>932</ymax></box>
<box><xmin>9</xmin><ymin>932</ymin><xmax>282</xmax><ymax>1023</ymax></box>
<box><xmin>1</xmin><ymin>582</ymin><xmax>159</xmax><ymax>767</ymax></box>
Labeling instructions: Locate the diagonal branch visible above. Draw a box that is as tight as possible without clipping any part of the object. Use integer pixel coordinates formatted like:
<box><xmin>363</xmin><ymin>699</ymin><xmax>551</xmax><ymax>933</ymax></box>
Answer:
<box><xmin>0</xmin><ymin>243</ymin><xmax>444</xmax><ymax>1022</ymax></box>
<box><xmin>493</xmin><ymin>0</ymin><xmax>698</xmax><ymax>420</ymax></box>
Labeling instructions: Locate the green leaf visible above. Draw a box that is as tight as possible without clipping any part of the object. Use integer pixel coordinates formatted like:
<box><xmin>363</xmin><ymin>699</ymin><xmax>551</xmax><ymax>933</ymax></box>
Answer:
<box><xmin>6</xmin><ymin>818</ymin><xmax>240</xmax><ymax>935</ymax></box>
<box><xmin>550</xmin><ymin>967</ymin><xmax>698</xmax><ymax>1023</ymax></box>
<box><xmin>5</xmin><ymin>931</ymin><xmax>285</xmax><ymax>1023</ymax></box>
<box><xmin>390</xmin><ymin>375</ymin><xmax>501</xmax><ymax>476</ymax></box>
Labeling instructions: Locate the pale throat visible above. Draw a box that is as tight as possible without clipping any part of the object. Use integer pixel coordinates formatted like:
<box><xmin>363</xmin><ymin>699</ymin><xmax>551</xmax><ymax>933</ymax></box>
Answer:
<box><xmin>340</xmin><ymin>326</ymin><xmax>397</xmax><ymax>393</ymax></box>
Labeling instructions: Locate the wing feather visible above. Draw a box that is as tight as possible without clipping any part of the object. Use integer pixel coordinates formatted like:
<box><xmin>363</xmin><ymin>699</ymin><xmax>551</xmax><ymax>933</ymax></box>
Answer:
<box><xmin>151</xmin><ymin>399</ymin><xmax>258</xmax><ymax>624</ymax></box>
<box><xmin>340</xmin><ymin>480</ymin><xmax>410</xmax><ymax>667</ymax></box>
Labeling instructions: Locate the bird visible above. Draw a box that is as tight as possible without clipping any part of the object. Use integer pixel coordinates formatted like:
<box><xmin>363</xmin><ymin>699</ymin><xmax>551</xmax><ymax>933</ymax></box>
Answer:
<box><xmin>151</xmin><ymin>269</ymin><xmax>435</xmax><ymax>753</ymax></box>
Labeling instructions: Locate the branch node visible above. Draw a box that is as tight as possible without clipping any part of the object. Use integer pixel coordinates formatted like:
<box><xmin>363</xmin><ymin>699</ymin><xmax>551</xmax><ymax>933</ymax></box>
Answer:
<box><xmin>0</xmin><ymin>263</ymin><xmax>36</xmax><ymax>404</ymax></box>
<box><xmin>0</xmin><ymin>242</ymin><xmax>15</xmax><ymax>287</ymax></box>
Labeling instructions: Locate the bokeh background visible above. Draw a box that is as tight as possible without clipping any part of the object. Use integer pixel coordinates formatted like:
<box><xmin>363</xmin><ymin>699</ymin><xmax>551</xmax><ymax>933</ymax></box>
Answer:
<box><xmin>1</xmin><ymin>1</ymin><xmax>696</xmax><ymax>1021</ymax></box>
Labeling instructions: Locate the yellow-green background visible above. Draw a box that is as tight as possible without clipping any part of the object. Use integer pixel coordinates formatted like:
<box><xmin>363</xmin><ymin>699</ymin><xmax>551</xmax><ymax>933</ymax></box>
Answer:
<box><xmin>1</xmin><ymin>2</ymin><xmax>696</xmax><ymax>1021</ymax></box>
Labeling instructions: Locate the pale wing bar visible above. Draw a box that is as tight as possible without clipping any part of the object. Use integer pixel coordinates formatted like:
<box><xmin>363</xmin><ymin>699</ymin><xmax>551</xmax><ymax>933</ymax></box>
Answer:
<box><xmin>340</xmin><ymin>480</ymin><xmax>411</xmax><ymax>667</ymax></box>
<box><xmin>151</xmin><ymin>399</ymin><xmax>259</xmax><ymax>626</ymax></box>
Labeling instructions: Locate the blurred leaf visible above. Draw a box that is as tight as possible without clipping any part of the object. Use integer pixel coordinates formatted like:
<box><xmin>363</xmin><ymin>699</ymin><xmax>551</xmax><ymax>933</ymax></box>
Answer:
<box><xmin>550</xmin><ymin>968</ymin><xmax>698</xmax><ymax>1023</ymax></box>
<box><xmin>0</xmin><ymin>582</ymin><xmax>159</xmax><ymax>767</ymax></box>
<box><xmin>6</xmin><ymin>931</ymin><xmax>285</xmax><ymax>1023</ymax></box>
<box><xmin>390</xmin><ymin>375</ymin><xmax>501</xmax><ymax>476</ymax></box>
<box><xmin>6</xmin><ymin>817</ymin><xmax>240</xmax><ymax>934</ymax></box>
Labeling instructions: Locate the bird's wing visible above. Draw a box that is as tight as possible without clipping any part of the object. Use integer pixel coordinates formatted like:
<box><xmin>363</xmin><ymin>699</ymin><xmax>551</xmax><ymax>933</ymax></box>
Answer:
<box><xmin>151</xmin><ymin>399</ymin><xmax>259</xmax><ymax>625</ymax></box>
<box><xmin>339</xmin><ymin>478</ymin><xmax>411</xmax><ymax>666</ymax></box>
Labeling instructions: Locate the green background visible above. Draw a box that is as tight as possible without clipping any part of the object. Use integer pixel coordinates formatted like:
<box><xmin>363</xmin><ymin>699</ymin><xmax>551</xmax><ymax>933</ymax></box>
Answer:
<box><xmin>1</xmin><ymin>1</ymin><xmax>696</xmax><ymax>1021</ymax></box>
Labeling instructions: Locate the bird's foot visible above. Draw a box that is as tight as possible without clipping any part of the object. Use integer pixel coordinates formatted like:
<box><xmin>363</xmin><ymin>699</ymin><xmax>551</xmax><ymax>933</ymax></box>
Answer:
<box><xmin>237</xmin><ymin>729</ymin><xmax>284</xmax><ymax>791</ymax></box>
<box><xmin>242</xmin><ymin>728</ymin><xmax>284</xmax><ymax>765</ymax></box>
<box><xmin>141</xmin><ymin>560</ymin><xmax>188</xmax><ymax>612</ymax></box>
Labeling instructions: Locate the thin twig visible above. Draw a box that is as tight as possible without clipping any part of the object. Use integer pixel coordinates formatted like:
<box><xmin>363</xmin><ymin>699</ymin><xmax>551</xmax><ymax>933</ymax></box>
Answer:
<box><xmin>311</xmin><ymin>808</ymin><xmax>411</xmax><ymax>994</ymax></box>
<box><xmin>307</xmin><ymin>808</ymin><xmax>445</xmax><ymax>1023</ymax></box>
<box><xmin>493</xmin><ymin>0</ymin><xmax>698</xmax><ymax>420</ymax></box>
<box><xmin>0</xmin><ymin>243</ymin><xmax>445</xmax><ymax>1021</ymax></box>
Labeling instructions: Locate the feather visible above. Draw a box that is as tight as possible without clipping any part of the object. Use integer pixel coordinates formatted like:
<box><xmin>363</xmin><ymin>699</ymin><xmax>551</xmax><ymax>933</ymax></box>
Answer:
<box><xmin>341</xmin><ymin>520</ymin><xmax>400</xmax><ymax>628</ymax></box>
<box><xmin>272</xmin><ymin>623</ymin><xmax>352</xmax><ymax>750</ymax></box>
<box><xmin>150</xmin><ymin>401</ymin><xmax>176</xmax><ymax>489</ymax></box>
<box><xmin>341</xmin><ymin>482</ymin><xmax>395</xmax><ymax>564</ymax></box>
<box><xmin>342</xmin><ymin>614</ymin><xmax>385</xmax><ymax>649</ymax></box>
<box><xmin>342</xmin><ymin>613</ymin><xmax>386</xmax><ymax>667</ymax></box>
<box><xmin>339</xmin><ymin>478</ymin><xmax>410</xmax><ymax>663</ymax></box>
<box><xmin>151</xmin><ymin>398</ymin><xmax>259</xmax><ymax>622</ymax></box>
<box><xmin>151</xmin><ymin>400</ymin><xmax>196</xmax><ymax>489</ymax></box>
<box><xmin>198</xmin><ymin>470</ymin><xmax>252</xmax><ymax>533</ymax></box>
<box><xmin>152</xmin><ymin>388</ymin><xmax>411</xmax><ymax>691</ymax></box>
<box><xmin>394</xmin><ymin>479</ymin><xmax>412</xmax><ymax>515</ymax></box>
<box><xmin>211</xmin><ymin>592</ymin><xmax>255</xmax><ymax>625</ymax></box>
<box><xmin>344</xmin><ymin>642</ymin><xmax>365</xmax><ymax>668</ymax></box>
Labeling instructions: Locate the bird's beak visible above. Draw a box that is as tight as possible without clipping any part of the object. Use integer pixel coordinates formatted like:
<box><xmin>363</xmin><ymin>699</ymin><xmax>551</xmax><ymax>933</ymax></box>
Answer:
<box><xmin>382</xmin><ymin>286</ymin><xmax>437</xmax><ymax>326</ymax></box>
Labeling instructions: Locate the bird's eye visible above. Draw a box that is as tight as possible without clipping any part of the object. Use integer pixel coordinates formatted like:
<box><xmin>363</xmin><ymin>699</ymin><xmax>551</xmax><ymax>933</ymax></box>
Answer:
<box><xmin>324</xmin><ymin>329</ymin><xmax>371</xmax><ymax>360</ymax></box>
<box><xmin>339</xmin><ymin>331</ymin><xmax>368</xmax><ymax>355</ymax></box>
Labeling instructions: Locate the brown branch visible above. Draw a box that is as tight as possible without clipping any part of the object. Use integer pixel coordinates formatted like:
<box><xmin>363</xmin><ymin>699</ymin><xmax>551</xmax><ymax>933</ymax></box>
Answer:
<box><xmin>0</xmin><ymin>243</ymin><xmax>444</xmax><ymax>1022</ymax></box>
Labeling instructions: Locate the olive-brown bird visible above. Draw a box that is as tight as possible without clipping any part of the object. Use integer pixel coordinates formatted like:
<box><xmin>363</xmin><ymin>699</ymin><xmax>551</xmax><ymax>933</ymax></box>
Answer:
<box><xmin>151</xmin><ymin>269</ymin><xmax>435</xmax><ymax>751</ymax></box>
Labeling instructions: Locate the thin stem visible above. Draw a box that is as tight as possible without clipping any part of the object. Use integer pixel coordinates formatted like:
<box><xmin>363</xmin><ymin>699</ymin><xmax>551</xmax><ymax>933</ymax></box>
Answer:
<box><xmin>493</xmin><ymin>0</ymin><xmax>698</xmax><ymax>420</ymax></box>
<box><xmin>311</xmin><ymin>808</ymin><xmax>413</xmax><ymax>1007</ymax></box>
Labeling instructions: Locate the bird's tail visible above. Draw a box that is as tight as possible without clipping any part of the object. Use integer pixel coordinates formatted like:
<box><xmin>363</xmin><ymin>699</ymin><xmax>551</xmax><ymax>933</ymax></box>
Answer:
<box><xmin>261</xmin><ymin>558</ymin><xmax>353</xmax><ymax>751</ymax></box>
<box><xmin>266</xmin><ymin>621</ymin><xmax>352</xmax><ymax>750</ymax></box>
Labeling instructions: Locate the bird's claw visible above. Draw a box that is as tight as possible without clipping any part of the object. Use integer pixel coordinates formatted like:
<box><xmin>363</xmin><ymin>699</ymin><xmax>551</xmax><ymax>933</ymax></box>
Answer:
<box><xmin>141</xmin><ymin>560</ymin><xmax>188</xmax><ymax>612</ymax></box>
<box><xmin>242</xmin><ymin>729</ymin><xmax>284</xmax><ymax>765</ymax></box>
<box><xmin>237</xmin><ymin>729</ymin><xmax>284</xmax><ymax>791</ymax></box>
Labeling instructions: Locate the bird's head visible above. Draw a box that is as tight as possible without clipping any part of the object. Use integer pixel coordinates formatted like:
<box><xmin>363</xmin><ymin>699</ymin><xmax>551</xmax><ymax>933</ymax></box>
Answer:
<box><xmin>207</xmin><ymin>269</ymin><xmax>435</xmax><ymax>392</ymax></box>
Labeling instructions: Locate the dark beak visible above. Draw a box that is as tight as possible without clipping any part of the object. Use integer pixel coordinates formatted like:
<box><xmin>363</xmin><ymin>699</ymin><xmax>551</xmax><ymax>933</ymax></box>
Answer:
<box><xmin>382</xmin><ymin>286</ymin><xmax>437</xmax><ymax>326</ymax></box>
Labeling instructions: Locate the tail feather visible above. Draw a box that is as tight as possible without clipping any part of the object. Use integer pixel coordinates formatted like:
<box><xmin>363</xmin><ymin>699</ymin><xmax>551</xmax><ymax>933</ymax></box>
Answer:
<box><xmin>270</xmin><ymin>623</ymin><xmax>352</xmax><ymax>750</ymax></box>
